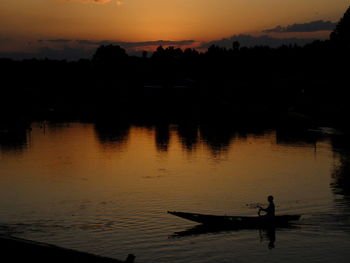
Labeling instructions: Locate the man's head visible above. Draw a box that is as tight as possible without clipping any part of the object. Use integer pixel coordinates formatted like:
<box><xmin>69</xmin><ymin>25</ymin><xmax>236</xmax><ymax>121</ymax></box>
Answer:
<box><xmin>268</xmin><ymin>195</ymin><xmax>274</xmax><ymax>202</ymax></box>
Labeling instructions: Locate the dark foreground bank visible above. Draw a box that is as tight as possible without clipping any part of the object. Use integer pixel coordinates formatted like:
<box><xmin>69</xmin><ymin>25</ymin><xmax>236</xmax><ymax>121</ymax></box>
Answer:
<box><xmin>0</xmin><ymin>235</ymin><xmax>135</xmax><ymax>263</ymax></box>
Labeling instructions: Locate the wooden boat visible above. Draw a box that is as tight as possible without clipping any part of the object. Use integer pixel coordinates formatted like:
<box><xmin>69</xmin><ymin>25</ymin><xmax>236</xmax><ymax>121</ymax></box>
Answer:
<box><xmin>168</xmin><ymin>211</ymin><xmax>301</xmax><ymax>228</ymax></box>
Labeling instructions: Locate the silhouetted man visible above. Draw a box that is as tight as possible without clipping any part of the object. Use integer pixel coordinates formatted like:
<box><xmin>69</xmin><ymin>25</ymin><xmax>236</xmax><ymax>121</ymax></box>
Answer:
<box><xmin>258</xmin><ymin>195</ymin><xmax>275</xmax><ymax>217</ymax></box>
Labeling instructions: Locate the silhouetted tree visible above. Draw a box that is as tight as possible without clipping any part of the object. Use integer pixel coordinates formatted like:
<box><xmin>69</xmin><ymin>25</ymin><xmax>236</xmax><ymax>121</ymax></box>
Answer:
<box><xmin>142</xmin><ymin>51</ymin><xmax>148</xmax><ymax>59</ymax></box>
<box><xmin>232</xmin><ymin>41</ymin><xmax>240</xmax><ymax>51</ymax></box>
<box><xmin>152</xmin><ymin>46</ymin><xmax>183</xmax><ymax>60</ymax></box>
<box><xmin>183</xmin><ymin>48</ymin><xmax>199</xmax><ymax>57</ymax></box>
<box><xmin>330</xmin><ymin>6</ymin><xmax>350</xmax><ymax>48</ymax></box>
<box><xmin>3</xmin><ymin>5</ymin><xmax>350</xmax><ymax>122</ymax></box>
<box><xmin>206</xmin><ymin>45</ymin><xmax>227</xmax><ymax>58</ymax></box>
<box><xmin>92</xmin><ymin>45</ymin><xmax>127</xmax><ymax>68</ymax></box>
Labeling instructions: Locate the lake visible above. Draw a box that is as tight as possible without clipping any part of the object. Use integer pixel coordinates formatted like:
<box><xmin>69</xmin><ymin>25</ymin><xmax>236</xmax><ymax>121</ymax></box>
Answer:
<box><xmin>1</xmin><ymin>121</ymin><xmax>350</xmax><ymax>262</ymax></box>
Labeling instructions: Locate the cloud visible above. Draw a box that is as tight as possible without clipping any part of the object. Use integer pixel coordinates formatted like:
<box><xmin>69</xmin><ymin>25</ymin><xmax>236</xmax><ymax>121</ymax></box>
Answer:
<box><xmin>37</xmin><ymin>46</ymin><xmax>94</xmax><ymax>60</ymax></box>
<box><xmin>0</xmin><ymin>34</ymin><xmax>319</xmax><ymax>60</ymax></box>
<box><xmin>38</xmin><ymin>39</ymin><xmax>196</xmax><ymax>49</ymax></box>
<box><xmin>58</xmin><ymin>0</ymin><xmax>122</xmax><ymax>5</ymax></box>
<box><xmin>263</xmin><ymin>20</ymin><xmax>336</xmax><ymax>33</ymax></box>
<box><xmin>76</xmin><ymin>39</ymin><xmax>196</xmax><ymax>48</ymax></box>
<box><xmin>0</xmin><ymin>39</ymin><xmax>196</xmax><ymax>60</ymax></box>
<box><xmin>0</xmin><ymin>36</ymin><xmax>12</xmax><ymax>44</ymax></box>
<box><xmin>38</xmin><ymin>39</ymin><xmax>71</xmax><ymax>43</ymax></box>
<box><xmin>200</xmin><ymin>34</ymin><xmax>317</xmax><ymax>49</ymax></box>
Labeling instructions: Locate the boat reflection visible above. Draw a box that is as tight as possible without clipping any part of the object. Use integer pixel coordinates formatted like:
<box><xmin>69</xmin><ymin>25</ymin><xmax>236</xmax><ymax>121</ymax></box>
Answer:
<box><xmin>170</xmin><ymin>223</ymin><xmax>300</xmax><ymax>250</ymax></box>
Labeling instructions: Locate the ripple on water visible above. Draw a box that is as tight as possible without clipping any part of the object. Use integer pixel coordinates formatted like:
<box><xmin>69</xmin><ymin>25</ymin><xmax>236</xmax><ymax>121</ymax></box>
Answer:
<box><xmin>1</xmin><ymin>123</ymin><xmax>350</xmax><ymax>263</ymax></box>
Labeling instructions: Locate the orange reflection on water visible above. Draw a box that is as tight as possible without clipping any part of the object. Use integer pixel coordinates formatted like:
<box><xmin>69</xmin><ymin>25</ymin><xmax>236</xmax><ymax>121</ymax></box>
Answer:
<box><xmin>0</xmin><ymin>122</ymin><xmax>334</xmax><ymax>218</ymax></box>
<box><xmin>0</xmin><ymin>121</ymin><xmax>344</xmax><ymax>263</ymax></box>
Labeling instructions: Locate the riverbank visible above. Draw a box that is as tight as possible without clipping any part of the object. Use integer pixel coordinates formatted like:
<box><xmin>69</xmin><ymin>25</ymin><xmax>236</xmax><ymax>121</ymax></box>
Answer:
<box><xmin>0</xmin><ymin>235</ymin><xmax>134</xmax><ymax>263</ymax></box>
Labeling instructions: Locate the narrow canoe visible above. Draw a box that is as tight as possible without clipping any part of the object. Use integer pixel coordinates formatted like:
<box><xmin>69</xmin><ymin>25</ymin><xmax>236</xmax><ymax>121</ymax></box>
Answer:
<box><xmin>168</xmin><ymin>211</ymin><xmax>301</xmax><ymax>228</ymax></box>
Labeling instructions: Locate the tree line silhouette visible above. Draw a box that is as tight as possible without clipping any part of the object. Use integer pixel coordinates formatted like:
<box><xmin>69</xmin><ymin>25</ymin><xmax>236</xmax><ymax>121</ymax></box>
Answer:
<box><xmin>1</xmin><ymin>6</ymin><xmax>350</xmax><ymax>126</ymax></box>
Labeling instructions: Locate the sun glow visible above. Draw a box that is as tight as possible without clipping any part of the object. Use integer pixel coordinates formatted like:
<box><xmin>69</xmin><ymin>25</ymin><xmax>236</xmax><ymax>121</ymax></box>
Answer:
<box><xmin>0</xmin><ymin>0</ymin><xmax>348</xmax><ymax>54</ymax></box>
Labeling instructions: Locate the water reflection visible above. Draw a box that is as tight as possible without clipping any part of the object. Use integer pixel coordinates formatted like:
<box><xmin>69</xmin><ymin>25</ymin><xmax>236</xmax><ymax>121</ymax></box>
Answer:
<box><xmin>199</xmin><ymin>123</ymin><xmax>234</xmax><ymax>156</ymax></box>
<box><xmin>171</xmin><ymin>225</ymin><xmax>278</xmax><ymax>250</ymax></box>
<box><xmin>175</xmin><ymin>123</ymin><xmax>198</xmax><ymax>151</ymax></box>
<box><xmin>90</xmin><ymin>120</ymin><xmax>339</xmax><ymax>157</ymax></box>
<box><xmin>0</xmin><ymin>128</ymin><xmax>29</xmax><ymax>154</ymax></box>
<box><xmin>94</xmin><ymin>121</ymin><xmax>130</xmax><ymax>150</ymax></box>
<box><xmin>331</xmin><ymin>135</ymin><xmax>350</xmax><ymax>203</ymax></box>
<box><xmin>2</xmin><ymin>121</ymin><xmax>350</xmax><ymax>263</ymax></box>
<box><xmin>2</xmin><ymin>120</ymin><xmax>343</xmax><ymax>159</ymax></box>
<box><xmin>259</xmin><ymin>227</ymin><xmax>276</xmax><ymax>249</ymax></box>
<box><xmin>275</xmin><ymin>128</ymin><xmax>322</xmax><ymax>147</ymax></box>
<box><xmin>92</xmin><ymin>121</ymin><xmax>273</xmax><ymax>155</ymax></box>
<box><xmin>199</xmin><ymin>124</ymin><xmax>273</xmax><ymax>156</ymax></box>
<box><xmin>155</xmin><ymin>123</ymin><xmax>170</xmax><ymax>152</ymax></box>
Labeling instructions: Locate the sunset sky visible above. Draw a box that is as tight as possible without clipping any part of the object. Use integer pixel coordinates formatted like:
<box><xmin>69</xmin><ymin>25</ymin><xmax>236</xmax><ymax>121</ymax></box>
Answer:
<box><xmin>0</xmin><ymin>0</ymin><xmax>349</xmax><ymax>58</ymax></box>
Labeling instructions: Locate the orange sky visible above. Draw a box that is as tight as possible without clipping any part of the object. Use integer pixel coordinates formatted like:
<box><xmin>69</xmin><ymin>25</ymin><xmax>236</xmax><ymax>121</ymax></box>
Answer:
<box><xmin>0</xmin><ymin>0</ymin><xmax>349</xmax><ymax>53</ymax></box>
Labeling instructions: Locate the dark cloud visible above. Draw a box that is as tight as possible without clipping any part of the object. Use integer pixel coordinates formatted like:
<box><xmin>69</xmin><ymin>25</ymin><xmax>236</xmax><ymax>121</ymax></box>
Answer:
<box><xmin>0</xmin><ymin>38</ymin><xmax>196</xmax><ymax>60</ymax></box>
<box><xmin>0</xmin><ymin>36</ymin><xmax>12</xmax><ymax>44</ymax></box>
<box><xmin>263</xmin><ymin>20</ymin><xmax>336</xmax><ymax>33</ymax></box>
<box><xmin>76</xmin><ymin>39</ymin><xmax>196</xmax><ymax>48</ymax></box>
<box><xmin>2</xmin><ymin>34</ymin><xmax>319</xmax><ymax>60</ymax></box>
<box><xmin>76</xmin><ymin>40</ymin><xmax>114</xmax><ymax>45</ymax></box>
<box><xmin>38</xmin><ymin>38</ymin><xmax>72</xmax><ymax>44</ymax></box>
<box><xmin>36</xmin><ymin>46</ymin><xmax>94</xmax><ymax>60</ymax></box>
<box><xmin>59</xmin><ymin>0</ymin><xmax>114</xmax><ymax>4</ymax></box>
<box><xmin>200</xmin><ymin>34</ymin><xmax>317</xmax><ymax>49</ymax></box>
<box><xmin>39</xmin><ymin>39</ymin><xmax>195</xmax><ymax>48</ymax></box>
<box><xmin>58</xmin><ymin>0</ymin><xmax>124</xmax><ymax>5</ymax></box>
<box><xmin>39</xmin><ymin>39</ymin><xmax>72</xmax><ymax>43</ymax></box>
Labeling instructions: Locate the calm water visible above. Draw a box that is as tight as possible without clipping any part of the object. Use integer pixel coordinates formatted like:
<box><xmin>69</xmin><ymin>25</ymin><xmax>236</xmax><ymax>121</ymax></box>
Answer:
<box><xmin>1</xmin><ymin>122</ymin><xmax>350</xmax><ymax>262</ymax></box>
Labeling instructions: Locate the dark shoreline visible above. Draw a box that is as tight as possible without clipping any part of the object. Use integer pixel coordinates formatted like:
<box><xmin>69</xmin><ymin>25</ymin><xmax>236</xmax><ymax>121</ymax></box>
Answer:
<box><xmin>1</xmin><ymin>4</ymin><xmax>350</xmax><ymax>131</ymax></box>
<box><xmin>0</xmin><ymin>235</ymin><xmax>133</xmax><ymax>263</ymax></box>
